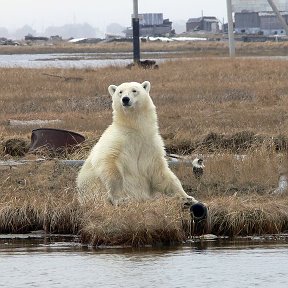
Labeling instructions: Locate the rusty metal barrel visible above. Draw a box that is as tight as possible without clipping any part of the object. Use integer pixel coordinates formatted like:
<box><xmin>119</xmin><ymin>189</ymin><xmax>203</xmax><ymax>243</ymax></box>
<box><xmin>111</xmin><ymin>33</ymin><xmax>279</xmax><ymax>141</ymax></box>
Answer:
<box><xmin>29</xmin><ymin>128</ymin><xmax>85</xmax><ymax>152</ymax></box>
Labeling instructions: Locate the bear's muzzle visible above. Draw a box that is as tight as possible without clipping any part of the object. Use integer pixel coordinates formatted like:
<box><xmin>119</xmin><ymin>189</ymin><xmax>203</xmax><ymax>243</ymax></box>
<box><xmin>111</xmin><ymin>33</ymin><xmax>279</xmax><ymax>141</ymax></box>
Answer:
<box><xmin>122</xmin><ymin>96</ymin><xmax>131</xmax><ymax>107</ymax></box>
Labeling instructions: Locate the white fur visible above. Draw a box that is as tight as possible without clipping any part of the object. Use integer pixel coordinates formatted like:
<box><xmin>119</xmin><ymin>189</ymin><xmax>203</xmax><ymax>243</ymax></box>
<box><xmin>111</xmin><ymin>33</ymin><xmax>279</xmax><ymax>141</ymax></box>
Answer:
<box><xmin>77</xmin><ymin>81</ymin><xmax>198</xmax><ymax>205</ymax></box>
<box><xmin>192</xmin><ymin>158</ymin><xmax>204</xmax><ymax>169</ymax></box>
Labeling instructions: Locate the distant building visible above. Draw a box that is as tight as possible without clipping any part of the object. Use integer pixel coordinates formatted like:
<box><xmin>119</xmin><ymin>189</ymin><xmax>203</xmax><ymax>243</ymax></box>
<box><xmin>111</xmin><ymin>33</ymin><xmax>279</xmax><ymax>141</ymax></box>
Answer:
<box><xmin>232</xmin><ymin>0</ymin><xmax>288</xmax><ymax>13</ymax></box>
<box><xmin>124</xmin><ymin>13</ymin><xmax>173</xmax><ymax>37</ymax></box>
<box><xmin>222</xmin><ymin>22</ymin><xmax>229</xmax><ymax>33</ymax></box>
<box><xmin>186</xmin><ymin>17</ymin><xmax>220</xmax><ymax>33</ymax></box>
<box><xmin>235</xmin><ymin>12</ymin><xmax>261</xmax><ymax>34</ymax></box>
<box><xmin>235</xmin><ymin>11</ymin><xmax>288</xmax><ymax>35</ymax></box>
<box><xmin>139</xmin><ymin>13</ymin><xmax>164</xmax><ymax>26</ymax></box>
<box><xmin>259</xmin><ymin>11</ymin><xmax>288</xmax><ymax>35</ymax></box>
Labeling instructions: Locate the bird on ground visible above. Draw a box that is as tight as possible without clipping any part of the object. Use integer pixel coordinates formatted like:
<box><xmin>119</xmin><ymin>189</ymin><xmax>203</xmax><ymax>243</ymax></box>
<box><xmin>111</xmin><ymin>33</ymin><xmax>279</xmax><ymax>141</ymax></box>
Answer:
<box><xmin>192</xmin><ymin>158</ymin><xmax>204</xmax><ymax>179</ymax></box>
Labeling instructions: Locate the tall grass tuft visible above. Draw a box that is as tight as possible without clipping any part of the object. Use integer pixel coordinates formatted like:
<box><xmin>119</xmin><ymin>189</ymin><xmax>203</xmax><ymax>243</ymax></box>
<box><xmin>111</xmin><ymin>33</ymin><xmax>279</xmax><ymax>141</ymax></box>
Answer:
<box><xmin>0</xmin><ymin>161</ymin><xmax>81</xmax><ymax>234</ymax></box>
<box><xmin>1</xmin><ymin>158</ymin><xmax>288</xmax><ymax>245</ymax></box>
<box><xmin>80</xmin><ymin>197</ymin><xmax>189</xmax><ymax>247</ymax></box>
<box><xmin>209</xmin><ymin>195</ymin><xmax>288</xmax><ymax>236</ymax></box>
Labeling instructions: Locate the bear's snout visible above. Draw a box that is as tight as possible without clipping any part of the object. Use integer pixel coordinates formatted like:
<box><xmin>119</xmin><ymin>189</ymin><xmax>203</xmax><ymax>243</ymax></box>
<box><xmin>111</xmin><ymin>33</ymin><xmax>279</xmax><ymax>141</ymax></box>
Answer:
<box><xmin>122</xmin><ymin>96</ymin><xmax>131</xmax><ymax>106</ymax></box>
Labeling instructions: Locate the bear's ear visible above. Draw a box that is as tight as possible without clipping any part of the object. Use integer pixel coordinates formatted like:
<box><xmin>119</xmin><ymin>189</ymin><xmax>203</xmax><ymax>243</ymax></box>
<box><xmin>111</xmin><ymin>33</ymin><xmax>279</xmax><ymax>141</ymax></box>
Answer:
<box><xmin>141</xmin><ymin>81</ymin><xmax>151</xmax><ymax>93</ymax></box>
<box><xmin>108</xmin><ymin>85</ymin><xmax>117</xmax><ymax>96</ymax></box>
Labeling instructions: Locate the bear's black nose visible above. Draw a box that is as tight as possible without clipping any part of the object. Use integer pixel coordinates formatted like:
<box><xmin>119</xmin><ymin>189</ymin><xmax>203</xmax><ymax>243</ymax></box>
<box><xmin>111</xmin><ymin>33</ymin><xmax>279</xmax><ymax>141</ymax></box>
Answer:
<box><xmin>122</xmin><ymin>96</ymin><xmax>130</xmax><ymax>106</ymax></box>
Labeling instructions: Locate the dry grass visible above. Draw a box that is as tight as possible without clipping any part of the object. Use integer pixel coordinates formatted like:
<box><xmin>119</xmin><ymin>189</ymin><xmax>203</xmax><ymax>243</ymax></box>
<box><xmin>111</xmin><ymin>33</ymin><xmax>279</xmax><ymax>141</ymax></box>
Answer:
<box><xmin>0</xmin><ymin>161</ymin><xmax>81</xmax><ymax>234</ymax></box>
<box><xmin>176</xmin><ymin>148</ymin><xmax>285</xmax><ymax>198</ymax></box>
<box><xmin>1</xmin><ymin>40</ymin><xmax>288</xmax><ymax>57</ymax></box>
<box><xmin>0</xmin><ymin>156</ymin><xmax>287</xmax><ymax>246</ymax></box>
<box><xmin>80</xmin><ymin>197</ymin><xmax>189</xmax><ymax>247</ymax></box>
<box><xmin>209</xmin><ymin>195</ymin><xmax>288</xmax><ymax>236</ymax></box>
<box><xmin>1</xmin><ymin>57</ymin><xmax>288</xmax><ymax>148</ymax></box>
<box><xmin>1</xmin><ymin>50</ymin><xmax>288</xmax><ymax>245</ymax></box>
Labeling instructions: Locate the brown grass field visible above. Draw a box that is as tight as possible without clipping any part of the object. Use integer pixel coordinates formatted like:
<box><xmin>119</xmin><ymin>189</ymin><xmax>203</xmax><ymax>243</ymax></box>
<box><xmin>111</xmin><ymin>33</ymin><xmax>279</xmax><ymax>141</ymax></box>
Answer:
<box><xmin>1</xmin><ymin>40</ymin><xmax>288</xmax><ymax>57</ymax></box>
<box><xmin>0</xmin><ymin>42</ymin><xmax>288</xmax><ymax>246</ymax></box>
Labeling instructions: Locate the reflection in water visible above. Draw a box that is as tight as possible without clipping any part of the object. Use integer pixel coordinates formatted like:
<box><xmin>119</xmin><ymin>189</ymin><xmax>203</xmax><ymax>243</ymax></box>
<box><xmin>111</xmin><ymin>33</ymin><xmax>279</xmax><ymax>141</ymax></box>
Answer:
<box><xmin>0</xmin><ymin>53</ymin><xmax>132</xmax><ymax>69</ymax></box>
<box><xmin>0</xmin><ymin>236</ymin><xmax>288</xmax><ymax>288</ymax></box>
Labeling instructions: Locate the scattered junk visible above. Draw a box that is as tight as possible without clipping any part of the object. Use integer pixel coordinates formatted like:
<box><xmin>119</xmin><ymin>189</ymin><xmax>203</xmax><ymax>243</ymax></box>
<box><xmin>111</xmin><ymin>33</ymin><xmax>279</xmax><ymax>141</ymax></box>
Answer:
<box><xmin>42</xmin><ymin>73</ymin><xmax>84</xmax><ymax>82</ymax></box>
<box><xmin>141</xmin><ymin>36</ymin><xmax>207</xmax><ymax>42</ymax></box>
<box><xmin>59</xmin><ymin>159</ymin><xmax>85</xmax><ymax>167</ymax></box>
<box><xmin>272</xmin><ymin>174</ymin><xmax>288</xmax><ymax>194</ymax></box>
<box><xmin>3</xmin><ymin>138</ymin><xmax>29</xmax><ymax>157</ymax></box>
<box><xmin>0</xmin><ymin>158</ymin><xmax>45</xmax><ymax>170</ymax></box>
<box><xmin>189</xmin><ymin>202</ymin><xmax>210</xmax><ymax>235</ymax></box>
<box><xmin>8</xmin><ymin>119</ymin><xmax>61</xmax><ymax>126</ymax></box>
<box><xmin>29</xmin><ymin>128</ymin><xmax>85</xmax><ymax>154</ymax></box>
<box><xmin>192</xmin><ymin>157</ymin><xmax>205</xmax><ymax>179</ymax></box>
<box><xmin>167</xmin><ymin>154</ymin><xmax>195</xmax><ymax>168</ymax></box>
<box><xmin>126</xmin><ymin>59</ymin><xmax>159</xmax><ymax>70</ymax></box>
<box><xmin>0</xmin><ymin>38</ymin><xmax>20</xmax><ymax>46</ymax></box>
<box><xmin>59</xmin><ymin>156</ymin><xmax>199</xmax><ymax>169</ymax></box>
<box><xmin>167</xmin><ymin>154</ymin><xmax>205</xmax><ymax>178</ymax></box>
<box><xmin>68</xmin><ymin>37</ymin><xmax>102</xmax><ymax>44</ymax></box>
<box><xmin>24</xmin><ymin>34</ymin><xmax>49</xmax><ymax>41</ymax></box>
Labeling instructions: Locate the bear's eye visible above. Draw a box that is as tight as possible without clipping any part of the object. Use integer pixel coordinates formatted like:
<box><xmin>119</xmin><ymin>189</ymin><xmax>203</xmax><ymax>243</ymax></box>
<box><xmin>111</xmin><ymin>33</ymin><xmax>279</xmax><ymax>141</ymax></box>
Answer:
<box><xmin>119</xmin><ymin>91</ymin><xmax>123</xmax><ymax>95</ymax></box>
<box><xmin>132</xmin><ymin>89</ymin><xmax>137</xmax><ymax>93</ymax></box>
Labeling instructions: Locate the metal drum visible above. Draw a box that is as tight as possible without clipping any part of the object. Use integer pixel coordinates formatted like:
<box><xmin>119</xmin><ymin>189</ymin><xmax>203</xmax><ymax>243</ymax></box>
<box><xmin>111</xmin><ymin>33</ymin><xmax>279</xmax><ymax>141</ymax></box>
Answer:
<box><xmin>29</xmin><ymin>128</ymin><xmax>85</xmax><ymax>152</ymax></box>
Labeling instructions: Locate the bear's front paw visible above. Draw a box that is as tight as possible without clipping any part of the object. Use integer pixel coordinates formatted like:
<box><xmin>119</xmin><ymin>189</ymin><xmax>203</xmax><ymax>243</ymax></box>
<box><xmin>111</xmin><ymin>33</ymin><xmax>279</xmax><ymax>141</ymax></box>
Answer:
<box><xmin>108</xmin><ymin>196</ymin><xmax>130</xmax><ymax>206</ymax></box>
<box><xmin>183</xmin><ymin>196</ymin><xmax>198</xmax><ymax>207</ymax></box>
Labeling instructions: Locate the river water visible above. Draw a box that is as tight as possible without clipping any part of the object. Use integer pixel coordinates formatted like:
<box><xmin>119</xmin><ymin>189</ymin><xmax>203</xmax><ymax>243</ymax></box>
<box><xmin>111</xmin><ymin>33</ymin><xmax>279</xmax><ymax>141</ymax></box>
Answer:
<box><xmin>0</xmin><ymin>53</ymin><xmax>288</xmax><ymax>69</ymax></box>
<box><xmin>0</xmin><ymin>53</ymin><xmax>133</xmax><ymax>69</ymax></box>
<box><xmin>0</xmin><ymin>235</ymin><xmax>288</xmax><ymax>288</ymax></box>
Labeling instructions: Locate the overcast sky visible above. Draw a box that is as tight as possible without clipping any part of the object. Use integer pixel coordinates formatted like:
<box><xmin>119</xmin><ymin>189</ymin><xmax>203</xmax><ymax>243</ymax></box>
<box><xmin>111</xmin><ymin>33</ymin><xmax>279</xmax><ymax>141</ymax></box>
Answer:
<box><xmin>1</xmin><ymin>0</ymin><xmax>227</xmax><ymax>33</ymax></box>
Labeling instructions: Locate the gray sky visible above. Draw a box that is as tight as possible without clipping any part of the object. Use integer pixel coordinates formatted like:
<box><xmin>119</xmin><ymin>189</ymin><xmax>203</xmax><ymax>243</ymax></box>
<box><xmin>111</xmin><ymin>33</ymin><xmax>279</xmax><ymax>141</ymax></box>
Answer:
<box><xmin>1</xmin><ymin>0</ymin><xmax>227</xmax><ymax>33</ymax></box>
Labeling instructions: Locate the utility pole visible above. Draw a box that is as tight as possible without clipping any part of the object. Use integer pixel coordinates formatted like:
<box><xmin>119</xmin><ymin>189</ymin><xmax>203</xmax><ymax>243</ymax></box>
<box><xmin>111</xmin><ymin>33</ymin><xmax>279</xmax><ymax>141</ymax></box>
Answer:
<box><xmin>132</xmin><ymin>0</ymin><xmax>140</xmax><ymax>63</ymax></box>
<box><xmin>226</xmin><ymin>0</ymin><xmax>235</xmax><ymax>57</ymax></box>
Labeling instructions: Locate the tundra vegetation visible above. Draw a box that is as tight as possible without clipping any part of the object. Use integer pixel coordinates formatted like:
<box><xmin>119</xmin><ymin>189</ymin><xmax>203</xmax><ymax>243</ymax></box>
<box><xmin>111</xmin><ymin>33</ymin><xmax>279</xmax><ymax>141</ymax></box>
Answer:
<box><xmin>0</xmin><ymin>41</ymin><xmax>288</xmax><ymax>246</ymax></box>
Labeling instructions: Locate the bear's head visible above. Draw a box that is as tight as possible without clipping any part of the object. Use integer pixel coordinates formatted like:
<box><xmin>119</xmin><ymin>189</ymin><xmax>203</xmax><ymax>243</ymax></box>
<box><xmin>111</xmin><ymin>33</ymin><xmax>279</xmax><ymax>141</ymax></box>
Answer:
<box><xmin>108</xmin><ymin>81</ymin><xmax>154</xmax><ymax>113</ymax></box>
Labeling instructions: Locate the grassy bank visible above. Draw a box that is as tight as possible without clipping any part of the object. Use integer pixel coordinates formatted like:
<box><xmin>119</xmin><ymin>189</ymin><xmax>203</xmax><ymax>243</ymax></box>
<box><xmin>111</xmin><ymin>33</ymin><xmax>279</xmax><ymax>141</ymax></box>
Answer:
<box><xmin>0</xmin><ymin>154</ymin><xmax>287</xmax><ymax>246</ymax></box>
<box><xmin>1</xmin><ymin>40</ymin><xmax>288</xmax><ymax>57</ymax></box>
<box><xmin>1</xmin><ymin>56</ymin><xmax>288</xmax><ymax>245</ymax></box>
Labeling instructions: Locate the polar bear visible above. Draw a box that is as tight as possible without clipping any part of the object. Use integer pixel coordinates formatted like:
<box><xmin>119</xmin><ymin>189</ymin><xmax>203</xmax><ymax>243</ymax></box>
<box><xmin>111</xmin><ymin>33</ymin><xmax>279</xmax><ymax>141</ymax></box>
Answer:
<box><xmin>76</xmin><ymin>81</ymin><xmax>198</xmax><ymax>205</ymax></box>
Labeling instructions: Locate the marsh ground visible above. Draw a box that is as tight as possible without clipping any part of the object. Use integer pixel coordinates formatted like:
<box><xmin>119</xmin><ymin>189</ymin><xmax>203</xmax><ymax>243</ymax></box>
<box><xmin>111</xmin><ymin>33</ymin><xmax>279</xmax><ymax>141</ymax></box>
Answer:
<box><xmin>0</xmin><ymin>41</ymin><xmax>288</xmax><ymax>243</ymax></box>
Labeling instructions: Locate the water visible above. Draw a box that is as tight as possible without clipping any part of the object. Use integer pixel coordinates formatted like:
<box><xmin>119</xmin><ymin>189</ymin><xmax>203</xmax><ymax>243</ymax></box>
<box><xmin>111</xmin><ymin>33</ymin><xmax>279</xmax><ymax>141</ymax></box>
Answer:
<box><xmin>0</xmin><ymin>53</ymin><xmax>132</xmax><ymax>69</ymax></box>
<box><xmin>0</xmin><ymin>53</ymin><xmax>288</xmax><ymax>69</ymax></box>
<box><xmin>0</xmin><ymin>235</ymin><xmax>288</xmax><ymax>288</ymax></box>
<box><xmin>0</xmin><ymin>52</ymin><xmax>168</xmax><ymax>69</ymax></box>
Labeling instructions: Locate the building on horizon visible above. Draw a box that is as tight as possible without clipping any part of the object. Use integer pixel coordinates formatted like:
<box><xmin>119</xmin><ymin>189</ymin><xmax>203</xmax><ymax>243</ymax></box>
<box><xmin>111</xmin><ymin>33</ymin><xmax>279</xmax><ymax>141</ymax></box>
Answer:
<box><xmin>124</xmin><ymin>13</ymin><xmax>173</xmax><ymax>37</ymax></box>
<box><xmin>234</xmin><ymin>0</ymin><xmax>288</xmax><ymax>36</ymax></box>
<box><xmin>235</xmin><ymin>11</ymin><xmax>288</xmax><ymax>35</ymax></box>
<box><xmin>232</xmin><ymin>0</ymin><xmax>288</xmax><ymax>13</ymax></box>
<box><xmin>186</xmin><ymin>16</ymin><xmax>220</xmax><ymax>33</ymax></box>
